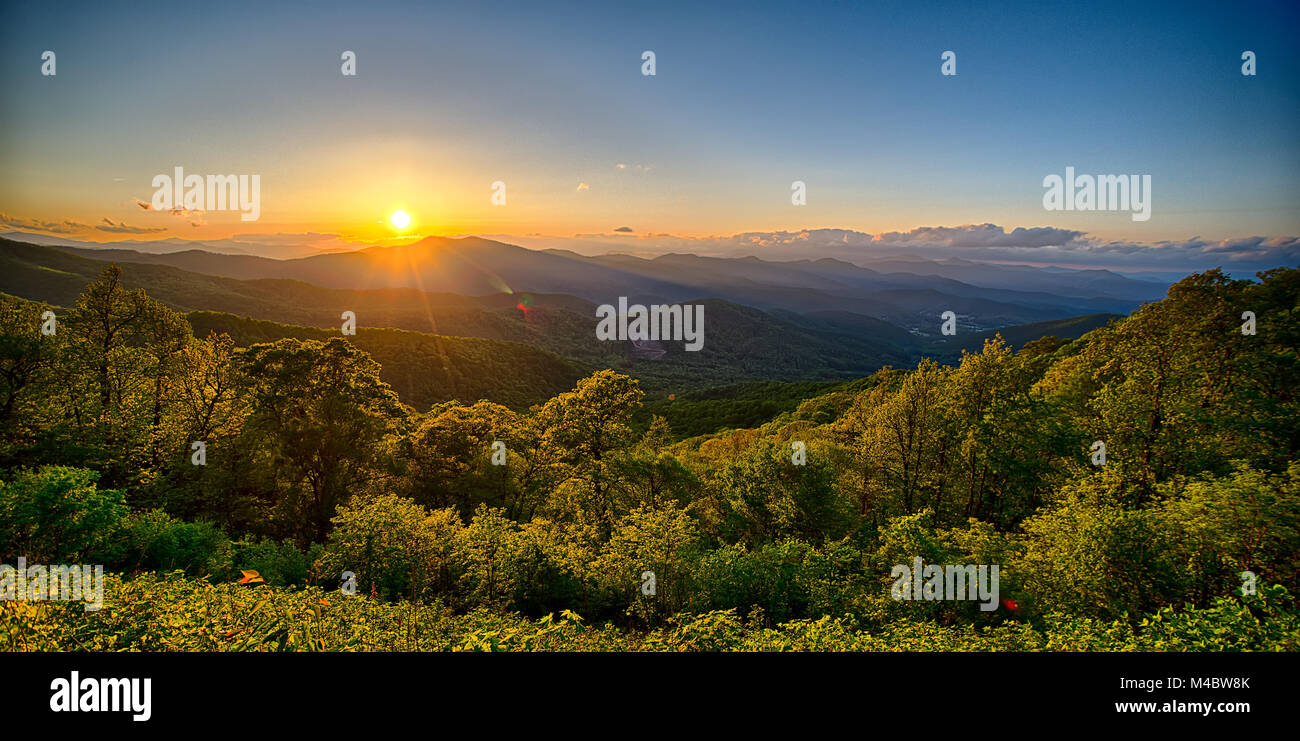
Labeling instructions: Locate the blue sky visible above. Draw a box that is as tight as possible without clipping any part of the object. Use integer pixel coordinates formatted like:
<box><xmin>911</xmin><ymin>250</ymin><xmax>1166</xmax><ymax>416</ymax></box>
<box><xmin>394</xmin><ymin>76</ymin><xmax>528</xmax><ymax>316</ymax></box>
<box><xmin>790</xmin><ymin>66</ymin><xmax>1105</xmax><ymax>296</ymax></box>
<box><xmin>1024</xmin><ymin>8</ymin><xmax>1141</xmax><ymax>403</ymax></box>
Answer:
<box><xmin>1</xmin><ymin>0</ymin><xmax>1296</xmax><ymax>272</ymax></box>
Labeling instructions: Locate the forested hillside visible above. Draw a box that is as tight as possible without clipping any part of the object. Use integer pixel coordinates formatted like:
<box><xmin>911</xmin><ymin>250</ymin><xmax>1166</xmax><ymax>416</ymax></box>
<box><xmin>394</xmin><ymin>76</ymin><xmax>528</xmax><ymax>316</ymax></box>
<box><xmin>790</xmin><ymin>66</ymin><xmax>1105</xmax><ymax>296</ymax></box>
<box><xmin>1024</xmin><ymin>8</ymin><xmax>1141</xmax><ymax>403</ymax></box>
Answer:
<box><xmin>186</xmin><ymin>312</ymin><xmax>584</xmax><ymax>411</ymax></box>
<box><xmin>2</xmin><ymin>265</ymin><xmax>1297</xmax><ymax>650</ymax></box>
<box><xmin>0</xmin><ymin>238</ymin><xmax>1124</xmax><ymax>398</ymax></box>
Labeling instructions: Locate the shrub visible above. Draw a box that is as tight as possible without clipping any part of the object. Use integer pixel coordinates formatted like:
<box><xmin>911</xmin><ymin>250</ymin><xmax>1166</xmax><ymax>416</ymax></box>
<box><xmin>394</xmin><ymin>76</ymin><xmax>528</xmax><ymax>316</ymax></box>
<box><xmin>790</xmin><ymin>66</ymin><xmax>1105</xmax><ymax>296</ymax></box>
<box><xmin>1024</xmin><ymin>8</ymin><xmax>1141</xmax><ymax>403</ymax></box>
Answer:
<box><xmin>0</xmin><ymin>466</ymin><xmax>126</xmax><ymax>562</ymax></box>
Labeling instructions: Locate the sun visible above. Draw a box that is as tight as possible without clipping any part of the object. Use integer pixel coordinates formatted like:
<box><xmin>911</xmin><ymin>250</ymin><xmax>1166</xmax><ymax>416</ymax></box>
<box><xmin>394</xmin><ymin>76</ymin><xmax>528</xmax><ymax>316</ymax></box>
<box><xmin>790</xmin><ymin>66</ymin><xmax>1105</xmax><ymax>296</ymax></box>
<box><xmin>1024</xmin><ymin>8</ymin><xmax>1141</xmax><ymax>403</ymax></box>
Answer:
<box><xmin>389</xmin><ymin>210</ymin><xmax>411</xmax><ymax>230</ymax></box>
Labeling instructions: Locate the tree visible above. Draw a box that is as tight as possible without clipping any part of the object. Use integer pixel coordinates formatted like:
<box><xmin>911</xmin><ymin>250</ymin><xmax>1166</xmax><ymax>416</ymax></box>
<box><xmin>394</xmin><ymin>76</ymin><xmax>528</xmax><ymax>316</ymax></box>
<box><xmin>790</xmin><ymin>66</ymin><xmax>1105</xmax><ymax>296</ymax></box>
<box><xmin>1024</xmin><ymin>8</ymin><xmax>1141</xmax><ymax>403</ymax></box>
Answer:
<box><xmin>237</xmin><ymin>338</ymin><xmax>406</xmax><ymax>544</ymax></box>
<box><xmin>536</xmin><ymin>370</ymin><xmax>643</xmax><ymax>534</ymax></box>
<box><xmin>0</xmin><ymin>295</ymin><xmax>56</xmax><ymax>459</ymax></box>
<box><xmin>458</xmin><ymin>504</ymin><xmax>521</xmax><ymax>609</ymax></box>
<box><xmin>1161</xmin><ymin>462</ymin><xmax>1300</xmax><ymax>598</ymax></box>
<box><xmin>53</xmin><ymin>265</ymin><xmax>192</xmax><ymax>491</ymax></box>
<box><xmin>1016</xmin><ymin>472</ymin><xmax>1188</xmax><ymax>619</ymax></box>
<box><xmin>946</xmin><ymin>337</ymin><xmax>1071</xmax><ymax>526</ymax></box>
<box><xmin>398</xmin><ymin>401</ymin><xmax>524</xmax><ymax>517</ymax></box>
<box><xmin>616</xmin><ymin>415</ymin><xmax>699</xmax><ymax>511</ymax></box>
<box><xmin>323</xmin><ymin>492</ymin><xmax>461</xmax><ymax>601</ymax></box>
<box><xmin>855</xmin><ymin>359</ymin><xmax>954</xmax><ymax>524</ymax></box>
<box><xmin>599</xmin><ymin>504</ymin><xmax>699</xmax><ymax>624</ymax></box>
<box><xmin>713</xmin><ymin>438</ymin><xmax>851</xmax><ymax>545</ymax></box>
<box><xmin>0</xmin><ymin>466</ymin><xmax>126</xmax><ymax>562</ymax></box>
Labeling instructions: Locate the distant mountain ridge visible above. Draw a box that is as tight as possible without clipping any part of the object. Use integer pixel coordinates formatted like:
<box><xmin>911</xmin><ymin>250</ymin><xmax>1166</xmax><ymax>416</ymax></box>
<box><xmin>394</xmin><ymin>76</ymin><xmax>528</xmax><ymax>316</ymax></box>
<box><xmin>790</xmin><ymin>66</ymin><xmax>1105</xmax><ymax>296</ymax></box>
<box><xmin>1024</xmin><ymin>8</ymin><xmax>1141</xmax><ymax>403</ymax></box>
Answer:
<box><xmin>35</xmin><ymin>233</ymin><xmax>1167</xmax><ymax>331</ymax></box>
<box><xmin>1</xmin><ymin>236</ymin><xmax>1127</xmax><ymax>393</ymax></box>
<box><xmin>0</xmin><ymin>231</ymin><xmax>356</xmax><ymax>260</ymax></box>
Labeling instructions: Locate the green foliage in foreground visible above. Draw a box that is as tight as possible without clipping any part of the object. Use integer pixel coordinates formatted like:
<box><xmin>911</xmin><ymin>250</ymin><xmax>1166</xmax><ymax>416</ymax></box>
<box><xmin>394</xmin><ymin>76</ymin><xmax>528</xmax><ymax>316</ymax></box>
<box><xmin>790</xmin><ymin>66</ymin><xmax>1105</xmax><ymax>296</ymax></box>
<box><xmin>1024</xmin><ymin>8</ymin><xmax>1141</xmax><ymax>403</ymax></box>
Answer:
<box><xmin>4</xmin><ymin>572</ymin><xmax>1298</xmax><ymax>652</ymax></box>
<box><xmin>2</xmin><ymin>265</ymin><xmax>1298</xmax><ymax>650</ymax></box>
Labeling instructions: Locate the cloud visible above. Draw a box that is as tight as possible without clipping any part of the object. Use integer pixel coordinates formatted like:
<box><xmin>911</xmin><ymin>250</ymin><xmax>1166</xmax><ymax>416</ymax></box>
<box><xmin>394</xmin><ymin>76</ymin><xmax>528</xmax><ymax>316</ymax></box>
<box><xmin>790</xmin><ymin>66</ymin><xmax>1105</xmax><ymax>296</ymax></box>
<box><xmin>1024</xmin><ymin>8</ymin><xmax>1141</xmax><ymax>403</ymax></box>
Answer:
<box><xmin>575</xmin><ymin>182</ymin><xmax>589</xmax><ymax>192</ymax></box>
<box><xmin>503</xmin><ymin>223</ymin><xmax>1300</xmax><ymax>275</ymax></box>
<box><xmin>96</xmin><ymin>218</ymin><xmax>166</xmax><ymax>234</ymax></box>
<box><xmin>1198</xmin><ymin>236</ymin><xmax>1300</xmax><ymax>255</ymax></box>
<box><xmin>870</xmin><ymin>224</ymin><xmax>1086</xmax><ymax>248</ymax></box>
<box><xmin>5</xmin><ymin>217</ymin><xmax>1294</xmax><ymax>276</ymax></box>
<box><xmin>0</xmin><ymin>213</ymin><xmax>87</xmax><ymax>234</ymax></box>
<box><xmin>134</xmin><ymin>197</ymin><xmax>204</xmax><ymax>217</ymax></box>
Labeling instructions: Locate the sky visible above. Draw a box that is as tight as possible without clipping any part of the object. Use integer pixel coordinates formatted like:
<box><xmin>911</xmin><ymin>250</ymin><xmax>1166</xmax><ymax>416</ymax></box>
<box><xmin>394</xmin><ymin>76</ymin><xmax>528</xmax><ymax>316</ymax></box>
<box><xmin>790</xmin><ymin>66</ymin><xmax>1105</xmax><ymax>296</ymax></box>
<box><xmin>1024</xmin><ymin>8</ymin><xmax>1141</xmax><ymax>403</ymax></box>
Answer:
<box><xmin>1</xmin><ymin>0</ymin><xmax>1298</xmax><ymax>274</ymax></box>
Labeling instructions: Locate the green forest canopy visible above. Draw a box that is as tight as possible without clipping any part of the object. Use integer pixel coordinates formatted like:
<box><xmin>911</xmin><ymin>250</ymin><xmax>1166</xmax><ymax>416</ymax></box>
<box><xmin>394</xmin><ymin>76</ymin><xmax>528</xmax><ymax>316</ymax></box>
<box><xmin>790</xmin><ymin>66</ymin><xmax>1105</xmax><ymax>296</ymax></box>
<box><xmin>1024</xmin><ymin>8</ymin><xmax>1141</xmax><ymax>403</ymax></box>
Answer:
<box><xmin>1</xmin><ymin>265</ymin><xmax>1298</xmax><ymax>649</ymax></box>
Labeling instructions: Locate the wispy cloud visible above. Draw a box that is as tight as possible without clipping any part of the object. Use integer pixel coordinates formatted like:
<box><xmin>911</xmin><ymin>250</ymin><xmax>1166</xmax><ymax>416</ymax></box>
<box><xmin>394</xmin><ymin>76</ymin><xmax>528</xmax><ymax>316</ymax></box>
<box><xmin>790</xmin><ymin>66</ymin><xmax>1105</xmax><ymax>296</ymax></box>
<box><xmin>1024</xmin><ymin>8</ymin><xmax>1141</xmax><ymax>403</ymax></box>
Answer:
<box><xmin>0</xmin><ymin>213</ymin><xmax>87</xmax><ymax>234</ymax></box>
<box><xmin>96</xmin><ymin>218</ymin><xmax>166</xmax><ymax>234</ymax></box>
<box><xmin>134</xmin><ymin>197</ymin><xmax>204</xmax><ymax>217</ymax></box>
